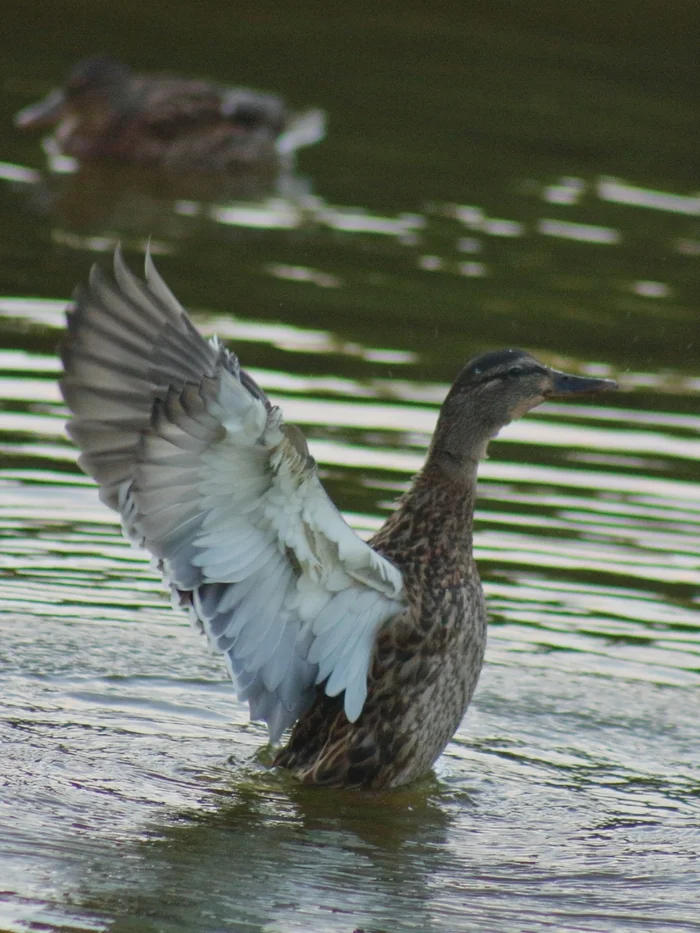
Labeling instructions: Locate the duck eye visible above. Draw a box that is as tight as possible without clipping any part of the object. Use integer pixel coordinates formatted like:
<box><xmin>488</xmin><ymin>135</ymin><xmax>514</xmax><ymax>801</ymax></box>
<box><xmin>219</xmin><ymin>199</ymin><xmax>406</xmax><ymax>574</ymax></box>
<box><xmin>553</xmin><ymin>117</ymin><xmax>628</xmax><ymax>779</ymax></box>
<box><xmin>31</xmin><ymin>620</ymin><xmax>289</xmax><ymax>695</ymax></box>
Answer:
<box><xmin>507</xmin><ymin>366</ymin><xmax>523</xmax><ymax>377</ymax></box>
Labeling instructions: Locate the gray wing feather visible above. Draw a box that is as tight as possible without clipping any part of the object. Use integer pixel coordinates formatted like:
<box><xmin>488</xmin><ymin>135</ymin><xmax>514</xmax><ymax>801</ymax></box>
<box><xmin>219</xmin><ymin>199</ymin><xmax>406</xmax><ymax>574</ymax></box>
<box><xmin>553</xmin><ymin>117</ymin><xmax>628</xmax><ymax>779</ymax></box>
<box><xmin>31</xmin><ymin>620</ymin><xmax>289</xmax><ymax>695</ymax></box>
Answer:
<box><xmin>61</xmin><ymin>247</ymin><xmax>405</xmax><ymax>742</ymax></box>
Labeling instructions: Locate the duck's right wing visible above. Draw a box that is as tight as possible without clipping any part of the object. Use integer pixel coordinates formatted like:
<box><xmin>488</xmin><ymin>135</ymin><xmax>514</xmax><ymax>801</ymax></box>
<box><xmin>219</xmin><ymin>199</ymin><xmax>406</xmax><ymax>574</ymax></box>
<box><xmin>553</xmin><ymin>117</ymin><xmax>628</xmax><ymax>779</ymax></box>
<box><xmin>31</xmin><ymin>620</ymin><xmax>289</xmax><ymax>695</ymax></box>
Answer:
<box><xmin>60</xmin><ymin>249</ymin><xmax>405</xmax><ymax>742</ymax></box>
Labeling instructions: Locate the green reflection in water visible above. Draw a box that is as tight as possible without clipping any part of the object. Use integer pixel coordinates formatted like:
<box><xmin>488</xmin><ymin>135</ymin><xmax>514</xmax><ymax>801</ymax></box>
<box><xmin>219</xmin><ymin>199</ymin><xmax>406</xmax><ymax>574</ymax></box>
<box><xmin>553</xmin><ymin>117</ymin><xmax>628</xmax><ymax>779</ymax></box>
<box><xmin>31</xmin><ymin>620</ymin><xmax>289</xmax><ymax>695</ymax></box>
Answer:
<box><xmin>0</xmin><ymin>2</ymin><xmax>699</xmax><ymax>932</ymax></box>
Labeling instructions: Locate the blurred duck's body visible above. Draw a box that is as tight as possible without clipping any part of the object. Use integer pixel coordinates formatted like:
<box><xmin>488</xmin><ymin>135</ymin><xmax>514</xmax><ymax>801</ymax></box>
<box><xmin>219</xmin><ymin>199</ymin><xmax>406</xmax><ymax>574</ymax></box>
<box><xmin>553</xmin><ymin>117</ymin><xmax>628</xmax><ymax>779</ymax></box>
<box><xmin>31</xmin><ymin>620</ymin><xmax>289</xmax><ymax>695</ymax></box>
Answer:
<box><xmin>15</xmin><ymin>57</ymin><xmax>324</xmax><ymax>171</ymax></box>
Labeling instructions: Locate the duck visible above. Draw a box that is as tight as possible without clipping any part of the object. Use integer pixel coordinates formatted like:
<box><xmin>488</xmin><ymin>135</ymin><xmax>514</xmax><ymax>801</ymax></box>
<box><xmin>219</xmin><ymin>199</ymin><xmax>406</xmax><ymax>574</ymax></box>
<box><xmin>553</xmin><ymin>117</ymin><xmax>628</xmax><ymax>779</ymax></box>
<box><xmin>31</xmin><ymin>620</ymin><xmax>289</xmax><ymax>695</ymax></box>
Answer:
<box><xmin>60</xmin><ymin>248</ymin><xmax>617</xmax><ymax>789</ymax></box>
<box><xmin>15</xmin><ymin>57</ymin><xmax>325</xmax><ymax>171</ymax></box>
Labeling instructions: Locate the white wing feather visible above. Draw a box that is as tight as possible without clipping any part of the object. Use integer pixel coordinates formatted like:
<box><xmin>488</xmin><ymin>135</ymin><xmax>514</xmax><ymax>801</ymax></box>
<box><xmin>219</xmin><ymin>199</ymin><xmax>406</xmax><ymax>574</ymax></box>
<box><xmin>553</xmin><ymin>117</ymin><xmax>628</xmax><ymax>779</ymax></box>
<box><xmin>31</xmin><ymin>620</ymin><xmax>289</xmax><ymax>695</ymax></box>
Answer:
<box><xmin>61</xmin><ymin>248</ymin><xmax>405</xmax><ymax>741</ymax></box>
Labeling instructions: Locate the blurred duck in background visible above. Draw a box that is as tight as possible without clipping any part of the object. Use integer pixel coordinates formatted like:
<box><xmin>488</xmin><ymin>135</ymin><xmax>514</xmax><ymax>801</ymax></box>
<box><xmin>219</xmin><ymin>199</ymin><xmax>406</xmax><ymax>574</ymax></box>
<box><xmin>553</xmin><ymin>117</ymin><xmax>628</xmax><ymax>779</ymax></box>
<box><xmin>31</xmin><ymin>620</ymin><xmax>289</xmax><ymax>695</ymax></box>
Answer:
<box><xmin>15</xmin><ymin>57</ymin><xmax>325</xmax><ymax>172</ymax></box>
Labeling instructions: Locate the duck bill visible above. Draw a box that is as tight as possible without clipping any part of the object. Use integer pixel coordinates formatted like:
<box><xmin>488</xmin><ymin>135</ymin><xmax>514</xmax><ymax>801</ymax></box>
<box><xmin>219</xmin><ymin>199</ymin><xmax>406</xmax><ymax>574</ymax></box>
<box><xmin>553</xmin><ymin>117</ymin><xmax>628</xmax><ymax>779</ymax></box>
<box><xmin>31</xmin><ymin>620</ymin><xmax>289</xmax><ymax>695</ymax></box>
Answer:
<box><xmin>14</xmin><ymin>88</ymin><xmax>66</xmax><ymax>130</ymax></box>
<box><xmin>548</xmin><ymin>369</ymin><xmax>618</xmax><ymax>398</ymax></box>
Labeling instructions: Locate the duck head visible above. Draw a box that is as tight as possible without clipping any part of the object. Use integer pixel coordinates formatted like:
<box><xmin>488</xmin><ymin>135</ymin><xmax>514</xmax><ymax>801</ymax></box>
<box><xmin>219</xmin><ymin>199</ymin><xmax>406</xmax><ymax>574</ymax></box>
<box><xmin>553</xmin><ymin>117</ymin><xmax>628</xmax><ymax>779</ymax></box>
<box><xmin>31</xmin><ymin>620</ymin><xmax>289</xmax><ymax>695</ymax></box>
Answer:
<box><xmin>15</xmin><ymin>57</ymin><xmax>132</xmax><ymax>131</ymax></box>
<box><xmin>428</xmin><ymin>348</ymin><xmax>617</xmax><ymax>478</ymax></box>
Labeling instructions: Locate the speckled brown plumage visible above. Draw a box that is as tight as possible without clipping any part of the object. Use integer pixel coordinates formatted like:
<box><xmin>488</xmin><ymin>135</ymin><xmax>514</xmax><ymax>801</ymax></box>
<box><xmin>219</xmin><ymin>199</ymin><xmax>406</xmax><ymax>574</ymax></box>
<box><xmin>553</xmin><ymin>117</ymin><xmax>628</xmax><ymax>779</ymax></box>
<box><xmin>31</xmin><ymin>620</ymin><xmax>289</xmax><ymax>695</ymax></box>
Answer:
<box><xmin>274</xmin><ymin>462</ymin><xmax>486</xmax><ymax>789</ymax></box>
<box><xmin>275</xmin><ymin>350</ymin><xmax>617</xmax><ymax>789</ymax></box>
<box><xmin>275</xmin><ymin>468</ymin><xmax>486</xmax><ymax>789</ymax></box>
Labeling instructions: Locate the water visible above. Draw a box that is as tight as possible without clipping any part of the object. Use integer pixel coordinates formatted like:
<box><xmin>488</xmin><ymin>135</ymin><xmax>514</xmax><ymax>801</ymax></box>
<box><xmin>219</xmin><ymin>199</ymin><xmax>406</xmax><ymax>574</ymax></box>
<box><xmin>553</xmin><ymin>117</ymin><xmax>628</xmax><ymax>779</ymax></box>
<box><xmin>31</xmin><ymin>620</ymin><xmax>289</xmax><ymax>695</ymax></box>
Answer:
<box><xmin>1</xmin><ymin>2</ymin><xmax>699</xmax><ymax>931</ymax></box>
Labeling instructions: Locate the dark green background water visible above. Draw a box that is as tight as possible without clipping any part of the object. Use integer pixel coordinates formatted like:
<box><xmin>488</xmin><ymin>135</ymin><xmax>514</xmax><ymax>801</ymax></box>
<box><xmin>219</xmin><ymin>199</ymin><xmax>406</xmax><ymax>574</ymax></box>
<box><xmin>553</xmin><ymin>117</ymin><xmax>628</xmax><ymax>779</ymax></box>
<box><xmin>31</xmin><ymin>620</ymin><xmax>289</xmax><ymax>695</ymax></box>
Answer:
<box><xmin>1</xmin><ymin>3</ymin><xmax>699</xmax><ymax>932</ymax></box>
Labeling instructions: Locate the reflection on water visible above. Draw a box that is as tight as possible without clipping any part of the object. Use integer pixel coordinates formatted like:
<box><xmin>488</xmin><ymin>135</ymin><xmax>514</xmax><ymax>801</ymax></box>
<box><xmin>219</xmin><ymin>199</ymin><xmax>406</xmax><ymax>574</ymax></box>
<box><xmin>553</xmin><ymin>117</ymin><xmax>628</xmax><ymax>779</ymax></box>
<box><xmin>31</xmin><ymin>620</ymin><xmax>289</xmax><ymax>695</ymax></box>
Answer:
<box><xmin>1</xmin><ymin>3</ymin><xmax>700</xmax><ymax>931</ymax></box>
<box><xmin>1</xmin><ymin>284</ymin><xmax>699</xmax><ymax>930</ymax></box>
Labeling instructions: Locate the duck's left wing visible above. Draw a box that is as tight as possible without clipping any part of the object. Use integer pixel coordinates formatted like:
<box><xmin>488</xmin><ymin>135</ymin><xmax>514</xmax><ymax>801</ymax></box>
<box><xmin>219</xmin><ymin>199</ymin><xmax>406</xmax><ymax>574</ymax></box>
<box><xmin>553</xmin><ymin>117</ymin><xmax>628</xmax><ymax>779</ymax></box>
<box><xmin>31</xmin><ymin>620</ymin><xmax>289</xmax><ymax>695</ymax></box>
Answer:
<box><xmin>60</xmin><ymin>249</ymin><xmax>405</xmax><ymax>742</ymax></box>
<box><xmin>138</xmin><ymin>80</ymin><xmax>287</xmax><ymax>140</ymax></box>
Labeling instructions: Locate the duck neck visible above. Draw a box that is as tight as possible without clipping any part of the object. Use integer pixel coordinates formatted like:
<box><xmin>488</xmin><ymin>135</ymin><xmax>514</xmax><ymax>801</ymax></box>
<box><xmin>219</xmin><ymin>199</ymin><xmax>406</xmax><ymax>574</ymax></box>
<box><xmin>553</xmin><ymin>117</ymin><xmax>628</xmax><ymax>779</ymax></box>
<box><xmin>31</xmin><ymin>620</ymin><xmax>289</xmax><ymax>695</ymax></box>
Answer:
<box><xmin>413</xmin><ymin>455</ymin><xmax>479</xmax><ymax>548</ymax></box>
<box><xmin>372</xmin><ymin>453</ymin><xmax>479</xmax><ymax>576</ymax></box>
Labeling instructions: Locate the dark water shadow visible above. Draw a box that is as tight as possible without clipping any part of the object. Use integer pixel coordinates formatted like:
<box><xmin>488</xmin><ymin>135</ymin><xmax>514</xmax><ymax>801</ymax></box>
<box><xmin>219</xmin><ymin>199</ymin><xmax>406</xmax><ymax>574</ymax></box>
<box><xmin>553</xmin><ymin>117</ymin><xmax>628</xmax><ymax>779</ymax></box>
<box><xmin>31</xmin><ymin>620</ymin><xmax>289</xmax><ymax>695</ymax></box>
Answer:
<box><xmin>74</xmin><ymin>764</ymin><xmax>464</xmax><ymax>933</ymax></box>
<box><xmin>13</xmin><ymin>158</ymin><xmax>317</xmax><ymax>245</ymax></box>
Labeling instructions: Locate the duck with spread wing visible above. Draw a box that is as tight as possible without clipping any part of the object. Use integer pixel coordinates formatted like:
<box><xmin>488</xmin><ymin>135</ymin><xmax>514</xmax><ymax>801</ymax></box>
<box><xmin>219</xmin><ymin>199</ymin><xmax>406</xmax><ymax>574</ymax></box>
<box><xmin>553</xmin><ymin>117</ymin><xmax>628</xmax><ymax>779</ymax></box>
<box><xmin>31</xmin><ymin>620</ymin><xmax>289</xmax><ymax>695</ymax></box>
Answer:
<box><xmin>59</xmin><ymin>250</ymin><xmax>616</xmax><ymax>789</ymax></box>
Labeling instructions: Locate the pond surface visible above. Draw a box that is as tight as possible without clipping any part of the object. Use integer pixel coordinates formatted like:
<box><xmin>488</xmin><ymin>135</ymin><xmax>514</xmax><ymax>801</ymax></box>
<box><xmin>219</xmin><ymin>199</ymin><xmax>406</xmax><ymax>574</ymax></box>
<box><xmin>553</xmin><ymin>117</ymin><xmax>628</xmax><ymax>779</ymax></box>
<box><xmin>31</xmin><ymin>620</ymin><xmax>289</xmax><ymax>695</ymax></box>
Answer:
<box><xmin>0</xmin><ymin>3</ymin><xmax>699</xmax><ymax>932</ymax></box>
